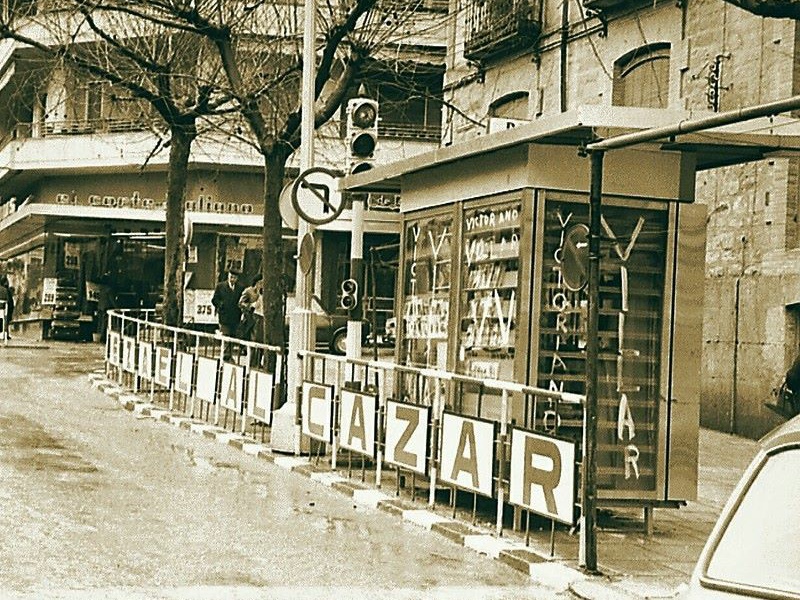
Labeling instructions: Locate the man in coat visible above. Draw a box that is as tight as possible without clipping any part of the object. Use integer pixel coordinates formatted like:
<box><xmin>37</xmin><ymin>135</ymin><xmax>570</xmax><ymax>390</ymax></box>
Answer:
<box><xmin>211</xmin><ymin>268</ymin><xmax>245</xmax><ymax>340</ymax></box>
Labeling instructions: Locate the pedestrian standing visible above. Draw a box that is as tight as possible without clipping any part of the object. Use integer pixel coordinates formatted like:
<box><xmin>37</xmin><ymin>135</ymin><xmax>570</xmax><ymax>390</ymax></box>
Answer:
<box><xmin>238</xmin><ymin>273</ymin><xmax>264</xmax><ymax>343</ymax></box>
<box><xmin>0</xmin><ymin>275</ymin><xmax>13</xmax><ymax>339</ymax></box>
<box><xmin>212</xmin><ymin>268</ymin><xmax>245</xmax><ymax>359</ymax></box>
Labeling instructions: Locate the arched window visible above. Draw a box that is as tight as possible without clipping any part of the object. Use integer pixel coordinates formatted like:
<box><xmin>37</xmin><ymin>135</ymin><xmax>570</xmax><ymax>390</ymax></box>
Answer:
<box><xmin>613</xmin><ymin>44</ymin><xmax>670</xmax><ymax>109</ymax></box>
<box><xmin>489</xmin><ymin>91</ymin><xmax>529</xmax><ymax>120</ymax></box>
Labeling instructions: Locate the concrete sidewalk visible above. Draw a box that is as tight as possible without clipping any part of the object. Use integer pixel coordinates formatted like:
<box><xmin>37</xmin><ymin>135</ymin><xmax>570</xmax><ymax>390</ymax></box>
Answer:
<box><xmin>70</xmin><ymin>337</ymin><xmax>759</xmax><ymax>599</ymax></box>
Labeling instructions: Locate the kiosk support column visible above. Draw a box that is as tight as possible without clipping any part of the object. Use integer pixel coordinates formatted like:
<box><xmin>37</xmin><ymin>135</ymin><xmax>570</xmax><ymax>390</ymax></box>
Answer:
<box><xmin>580</xmin><ymin>149</ymin><xmax>603</xmax><ymax>573</ymax></box>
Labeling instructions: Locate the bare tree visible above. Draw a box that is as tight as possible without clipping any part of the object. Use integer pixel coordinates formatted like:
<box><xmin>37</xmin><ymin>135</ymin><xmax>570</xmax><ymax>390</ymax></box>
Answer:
<box><xmin>0</xmin><ymin>4</ymin><xmax>235</xmax><ymax>326</ymax></box>
<box><xmin>76</xmin><ymin>0</ymin><xmax>445</xmax><ymax>347</ymax></box>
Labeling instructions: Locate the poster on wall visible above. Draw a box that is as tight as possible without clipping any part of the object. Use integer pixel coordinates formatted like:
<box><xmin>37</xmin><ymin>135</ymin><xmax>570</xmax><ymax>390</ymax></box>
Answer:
<box><xmin>225</xmin><ymin>243</ymin><xmax>245</xmax><ymax>274</ymax></box>
<box><xmin>42</xmin><ymin>278</ymin><xmax>58</xmax><ymax>305</ymax></box>
<box><xmin>64</xmin><ymin>242</ymin><xmax>80</xmax><ymax>270</ymax></box>
<box><xmin>184</xmin><ymin>289</ymin><xmax>216</xmax><ymax>324</ymax></box>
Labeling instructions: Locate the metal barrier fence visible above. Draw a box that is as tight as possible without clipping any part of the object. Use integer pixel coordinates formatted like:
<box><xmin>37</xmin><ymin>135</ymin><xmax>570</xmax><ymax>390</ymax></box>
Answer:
<box><xmin>102</xmin><ymin>309</ymin><xmax>585</xmax><ymax>555</ymax></box>
<box><xmin>298</xmin><ymin>349</ymin><xmax>584</xmax><ymax>551</ymax></box>
<box><xmin>105</xmin><ymin>309</ymin><xmax>285</xmax><ymax>438</ymax></box>
<box><xmin>0</xmin><ymin>299</ymin><xmax>7</xmax><ymax>344</ymax></box>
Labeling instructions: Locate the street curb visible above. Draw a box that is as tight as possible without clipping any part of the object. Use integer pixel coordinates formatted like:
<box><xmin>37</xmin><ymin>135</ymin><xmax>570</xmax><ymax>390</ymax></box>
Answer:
<box><xmin>88</xmin><ymin>373</ymin><xmax>591</xmax><ymax>594</ymax></box>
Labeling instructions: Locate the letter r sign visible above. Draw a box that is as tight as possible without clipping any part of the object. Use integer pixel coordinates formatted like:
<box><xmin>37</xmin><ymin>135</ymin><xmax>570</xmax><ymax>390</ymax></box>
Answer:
<box><xmin>508</xmin><ymin>428</ymin><xmax>576</xmax><ymax>525</ymax></box>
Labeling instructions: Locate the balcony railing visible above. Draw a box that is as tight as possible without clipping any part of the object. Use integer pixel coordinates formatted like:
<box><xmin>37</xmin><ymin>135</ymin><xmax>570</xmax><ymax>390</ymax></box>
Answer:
<box><xmin>463</xmin><ymin>0</ymin><xmax>541</xmax><ymax>62</ymax></box>
<box><xmin>378</xmin><ymin>121</ymin><xmax>441</xmax><ymax>142</ymax></box>
<box><xmin>12</xmin><ymin>117</ymin><xmax>148</xmax><ymax>140</ymax></box>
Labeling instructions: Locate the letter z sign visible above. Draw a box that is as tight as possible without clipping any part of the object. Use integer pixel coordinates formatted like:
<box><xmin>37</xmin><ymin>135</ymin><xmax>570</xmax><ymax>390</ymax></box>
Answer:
<box><xmin>384</xmin><ymin>400</ymin><xmax>429</xmax><ymax>475</ymax></box>
<box><xmin>509</xmin><ymin>428</ymin><xmax>576</xmax><ymax>525</ymax></box>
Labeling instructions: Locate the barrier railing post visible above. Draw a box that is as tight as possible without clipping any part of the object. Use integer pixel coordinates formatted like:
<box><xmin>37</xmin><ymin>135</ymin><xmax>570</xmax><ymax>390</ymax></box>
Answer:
<box><xmin>375</xmin><ymin>364</ymin><xmax>386</xmax><ymax>489</ymax></box>
<box><xmin>332</xmin><ymin>357</ymin><xmax>343</xmax><ymax>471</ymax></box>
<box><xmin>133</xmin><ymin>319</ymin><xmax>141</xmax><ymax>393</ymax></box>
<box><xmin>116</xmin><ymin>314</ymin><xmax>124</xmax><ymax>386</ymax></box>
<box><xmin>190</xmin><ymin>334</ymin><xmax>200</xmax><ymax>419</ymax></box>
<box><xmin>429</xmin><ymin>375</ymin><xmax>441</xmax><ymax>508</ymax></box>
<box><xmin>214</xmin><ymin>339</ymin><xmax>222</xmax><ymax>426</ymax></box>
<box><xmin>149</xmin><ymin>322</ymin><xmax>156</xmax><ymax>405</ymax></box>
<box><xmin>169</xmin><ymin>329</ymin><xmax>177</xmax><ymax>412</ymax></box>
<box><xmin>496</xmin><ymin>387</ymin><xmax>509</xmax><ymax>537</ymax></box>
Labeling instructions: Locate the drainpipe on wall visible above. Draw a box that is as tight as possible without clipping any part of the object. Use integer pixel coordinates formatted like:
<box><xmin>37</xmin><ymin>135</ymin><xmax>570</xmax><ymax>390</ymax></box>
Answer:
<box><xmin>732</xmin><ymin>276</ymin><xmax>740</xmax><ymax>434</ymax></box>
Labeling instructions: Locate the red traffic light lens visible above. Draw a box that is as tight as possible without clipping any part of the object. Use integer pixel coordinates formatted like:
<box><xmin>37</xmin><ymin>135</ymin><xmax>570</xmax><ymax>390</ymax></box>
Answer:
<box><xmin>351</xmin><ymin>132</ymin><xmax>376</xmax><ymax>157</ymax></box>
<box><xmin>352</xmin><ymin>102</ymin><xmax>377</xmax><ymax>128</ymax></box>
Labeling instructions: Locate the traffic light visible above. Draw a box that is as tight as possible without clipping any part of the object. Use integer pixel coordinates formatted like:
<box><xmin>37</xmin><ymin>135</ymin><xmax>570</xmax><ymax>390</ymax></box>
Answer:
<box><xmin>346</xmin><ymin>97</ymin><xmax>379</xmax><ymax>174</ymax></box>
<box><xmin>340</xmin><ymin>278</ymin><xmax>358</xmax><ymax>310</ymax></box>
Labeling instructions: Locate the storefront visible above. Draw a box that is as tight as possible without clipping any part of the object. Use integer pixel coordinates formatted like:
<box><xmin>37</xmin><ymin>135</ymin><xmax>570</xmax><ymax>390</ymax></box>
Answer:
<box><xmin>342</xmin><ymin>106</ymin><xmax>798</xmax><ymax>506</ymax></box>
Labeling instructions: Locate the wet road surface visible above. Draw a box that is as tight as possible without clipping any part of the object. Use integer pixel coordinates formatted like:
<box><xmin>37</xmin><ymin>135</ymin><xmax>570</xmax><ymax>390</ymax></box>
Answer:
<box><xmin>0</xmin><ymin>342</ymin><xmax>563</xmax><ymax>599</ymax></box>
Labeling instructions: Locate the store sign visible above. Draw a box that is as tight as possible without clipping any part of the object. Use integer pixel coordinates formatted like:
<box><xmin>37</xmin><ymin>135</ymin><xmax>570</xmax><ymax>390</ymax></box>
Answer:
<box><xmin>220</xmin><ymin>363</ymin><xmax>244</xmax><ymax>413</ymax></box>
<box><xmin>247</xmin><ymin>369</ymin><xmax>275</xmax><ymax>425</ymax></box>
<box><xmin>438</xmin><ymin>413</ymin><xmax>495</xmax><ymax>497</ymax></box>
<box><xmin>338</xmin><ymin>390</ymin><xmax>377</xmax><ymax>458</ymax></box>
<box><xmin>301</xmin><ymin>382</ymin><xmax>333</xmax><ymax>443</ymax></box>
<box><xmin>384</xmin><ymin>400</ymin><xmax>429</xmax><ymax>475</ymax></box>
<box><xmin>55</xmin><ymin>191</ymin><xmax>255</xmax><ymax>214</ymax></box>
<box><xmin>224</xmin><ymin>244</ymin><xmax>245</xmax><ymax>274</ymax></box>
<box><xmin>64</xmin><ymin>243</ymin><xmax>80</xmax><ymax>270</ymax></box>
<box><xmin>508</xmin><ymin>428</ymin><xmax>576</xmax><ymax>525</ymax></box>
<box><xmin>196</xmin><ymin>356</ymin><xmax>219</xmax><ymax>404</ymax></box>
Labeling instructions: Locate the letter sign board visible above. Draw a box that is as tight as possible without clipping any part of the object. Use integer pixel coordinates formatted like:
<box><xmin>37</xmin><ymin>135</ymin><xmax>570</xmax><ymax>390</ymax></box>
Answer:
<box><xmin>195</xmin><ymin>356</ymin><xmax>218</xmax><ymax>404</ymax></box>
<box><xmin>175</xmin><ymin>351</ymin><xmax>194</xmax><ymax>396</ymax></box>
<box><xmin>137</xmin><ymin>342</ymin><xmax>153</xmax><ymax>380</ymax></box>
<box><xmin>154</xmin><ymin>346</ymin><xmax>172</xmax><ymax>388</ymax></box>
<box><xmin>247</xmin><ymin>369</ymin><xmax>274</xmax><ymax>425</ymax></box>
<box><xmin>384</xmin><ymin>400</ymin><xmax>430</xmax><ymax>475</ymax></box>
<box><xmin>301</xmin><ymin>382</ymin><xmax>333</xmax><ymax>443</ymax></box>
<box><xmin>339</xmin><ymin>390</ymin><xmax>377</xmax><ymax>458</ymax></box>
<box><xmin>107</xmin><ymin>331</ymin><xmax>121</xmax><ymax>367</ymax></box>
<box><xmin>121</xmin><ymin>336</ymin><xmax>137</xmax><ymax>373</ymax></box>
<box><xmin>439</xmin><ymin>412</ymin><xmax>496</xmax><ymax>497</ymax></box>
<box><xmin>509</xmin><ymin>428</ymin><xmax>576</xmax><ymax>525</ymax></box>
<box><xmin>220</xmin><ymin>363</ymin><xmax>244</xmax><ymax>413</ymax></box>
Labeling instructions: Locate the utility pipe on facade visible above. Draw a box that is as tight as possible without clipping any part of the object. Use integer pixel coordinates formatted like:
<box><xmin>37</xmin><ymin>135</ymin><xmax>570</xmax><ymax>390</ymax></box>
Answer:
<box><xmin>581</xmin><ymin>92</ymin><xmax>800</xmax><ymax>571</ymax></box>
<box><xmin>278</xmin><ymin>0</ymin><xmax>318</xmax><ymax>454</ymax></box>
<box><xmin>560</xmin><ymin>0</ymin><xmax>569</xmax><ymax>113</ymax></box>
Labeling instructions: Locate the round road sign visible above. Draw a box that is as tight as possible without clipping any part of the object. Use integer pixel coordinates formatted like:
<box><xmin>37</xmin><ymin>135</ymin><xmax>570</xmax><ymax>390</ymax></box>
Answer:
<box><xmin>291</xmin><ymin>167</ymin><xmax>345</xmax><ymax>225</ymax></box>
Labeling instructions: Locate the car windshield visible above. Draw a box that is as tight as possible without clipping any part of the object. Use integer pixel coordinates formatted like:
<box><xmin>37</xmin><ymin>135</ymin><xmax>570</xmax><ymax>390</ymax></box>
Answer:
<box><xmin>704</xmin><ymin>446</ymin><xmax>800</xmax><ymax>596</ymax></box>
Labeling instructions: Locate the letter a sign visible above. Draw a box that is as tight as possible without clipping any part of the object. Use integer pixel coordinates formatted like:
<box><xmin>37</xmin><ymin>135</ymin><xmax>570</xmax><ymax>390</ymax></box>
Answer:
<box><xmin>509</xmin><ymin>428</ymin><xmax>576</xmax><ymax>525</ymax></box>
<box><xmin>438</xmin><ymin>412</ymin><xmax>496</xmax><ymax>497</ymax></box>
<box><xmin>339</xmin><ymin>390</ymin><xmax>377</xmax><ymax>458</ymax></box>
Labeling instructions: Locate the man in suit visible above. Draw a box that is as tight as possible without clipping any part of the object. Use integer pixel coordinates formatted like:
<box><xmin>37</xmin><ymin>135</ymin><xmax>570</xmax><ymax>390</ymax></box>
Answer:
<box><xmin>211</xmin><ymin>268</ymin><xmax>245</xmax><ymax>341</ymax></box>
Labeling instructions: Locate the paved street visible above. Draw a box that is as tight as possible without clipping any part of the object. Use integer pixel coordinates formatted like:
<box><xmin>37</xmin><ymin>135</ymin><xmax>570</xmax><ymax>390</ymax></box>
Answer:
<box><xmin>0</xmin><ymin>341</ymin><xmax>563</xmax><ymax>600</ymax></box>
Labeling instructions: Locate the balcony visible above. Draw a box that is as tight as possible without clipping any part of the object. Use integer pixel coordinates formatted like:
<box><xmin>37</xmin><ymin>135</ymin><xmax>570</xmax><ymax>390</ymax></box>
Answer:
<box><xmin>581</xmin><ymin>0</ymin><xmax>671</xmax><ymax>13</ymax></box>
<box><xmin>463</xmin><ymin>0</ymin><xmax>541</xmax><ymax>63</ymax></box>
<box><xmin>12</xmin><ymin>117</ymin><xmax>148</xmax><ymax>140</ymax></box>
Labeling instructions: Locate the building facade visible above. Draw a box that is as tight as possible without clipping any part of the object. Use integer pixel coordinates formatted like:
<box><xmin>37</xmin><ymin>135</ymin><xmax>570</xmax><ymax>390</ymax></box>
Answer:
<box><xmin>440</xmin><ymin>0</ymin><xmax>800</xmax><ymax>438</ymax></box>
<box><xmin>0</xmin><ymin>2</ymin><xmax>447</xmax><ymax>343</ymax></box>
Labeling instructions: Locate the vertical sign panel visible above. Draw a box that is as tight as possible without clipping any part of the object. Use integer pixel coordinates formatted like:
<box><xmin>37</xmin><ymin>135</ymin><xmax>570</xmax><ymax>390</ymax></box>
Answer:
<box><xmin>107</xmin><ymin>331</ymin><xmax>121</xmax><ymax>367</ymax></box>
<box><xmin>537</xmin><ymin>197</ymin><xmax>668</xmax><ymax>497</ymax></box>
<box><xmin>339</xmin><ymin>390</ymin><xmax>377</xmax><ymax>458</ymax></box>
<box><xmin>154</xmin><ymin>346</ymin><xmax>172</xmax><ymax>388</ymax></box>
<box><xmin>439</xmin><ymin>412</ymin><xmax>496</xmax><ymax>497</ymax></box>
<box><xmin>195</xmin><ymin>356</ymin><xmax>218</xmax><ymax>404</ymax></box>
<box><xmin>175</xmin><ymin>351</ymin><xmax>194</xmax><ymax>396</ymax></box>
<box><xmin>509</xmin><ymin>428</ymin><xmax>576</xmax><ymax>525</ymax></box>
<box><xmin>247</xmin><ymin>369</ymin><xmax>274</xmax><ymax>425</ymax></box>
<box><xmin>384</xmin><ymin>400</ymin><xmax>429</xmax><ymax>475</ymax></box>
<box><xmin>121</xmin><ymin>336</ymin><xmax>137</xmax><ymax>373</ymax></box>
<box><xmin>301</xmin><ymin>382</ymin><xmax>333</xmax><ymax>443</ymax></box>
<box><xmin>137</xmin><ymin>342</ymin><xmax>153</xmax><ymax>380</ymax></box>
<box><xmin>220</xmin><ymin>363</ymin><xmax>245</xmax><ymax>413</ymax></box>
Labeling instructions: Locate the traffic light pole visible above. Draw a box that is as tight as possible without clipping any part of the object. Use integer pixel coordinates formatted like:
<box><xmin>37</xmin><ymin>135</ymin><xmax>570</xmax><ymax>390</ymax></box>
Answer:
<box><xmin>346</xmin><ymin>196</ymin><xmax>364</xmax><ymax>366</ymax></box>
<box><xmin>271</xmin><ymin>0</ymin><xmax>317</xmax><ymax>454</ymax></box>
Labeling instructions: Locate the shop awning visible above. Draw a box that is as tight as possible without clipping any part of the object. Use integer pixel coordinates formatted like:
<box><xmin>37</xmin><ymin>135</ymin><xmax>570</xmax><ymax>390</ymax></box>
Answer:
<box><xmin>341</xmin><ymin>105</ymin><xmax>800</xmax><ymax>194</ymax></box>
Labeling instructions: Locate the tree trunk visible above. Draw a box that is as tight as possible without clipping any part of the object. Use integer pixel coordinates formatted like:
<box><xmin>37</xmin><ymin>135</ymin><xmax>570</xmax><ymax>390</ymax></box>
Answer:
<box><xmin>261</xmin><ymin>150</ymin><xmax>289</xmax><ymax>348</ymax></box>
<box><xmin>162</xmin><ymin>122</ymin><xmax>196</xmax><ymax>327</ymax></box>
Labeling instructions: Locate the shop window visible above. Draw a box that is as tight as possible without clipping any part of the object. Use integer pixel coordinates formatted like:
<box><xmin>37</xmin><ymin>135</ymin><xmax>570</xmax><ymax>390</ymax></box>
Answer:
<box><xmin>401</xmin><ymin>213</ymin><xmax>453</xmax><ymax>370</ymax></box>
<box><xmin>457</xmin><ymin>200</ymin><xmax>521</xmax><ymax>381</ymax></box>
<box><xmin>613</xmin><ymin>44</ymin><xmax>670</xmax><ymax>109</ymax></box>
<box><xmin>538</xmin><ymin>197</ymin><xmax>668</xmax><ymax>493</ymax></box>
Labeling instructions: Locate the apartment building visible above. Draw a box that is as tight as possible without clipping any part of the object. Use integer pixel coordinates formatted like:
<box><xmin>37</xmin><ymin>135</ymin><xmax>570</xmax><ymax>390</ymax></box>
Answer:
<box><xmin>0</xmin><ymin>0</ymin><xmax>446</xmax><ymax>341</ymax></box>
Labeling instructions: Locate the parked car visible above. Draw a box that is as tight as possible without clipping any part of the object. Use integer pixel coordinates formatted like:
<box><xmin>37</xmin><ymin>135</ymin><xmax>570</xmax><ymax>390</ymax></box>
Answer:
<box><xmin>315</xmin><ymin>310</ymin><xmax>369</xmax><ymax>355</ymax></box>
<box><xmin>682</xmin><ymin>413</ymin><xmax>800</xmax><ymax>599</ymax></box>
